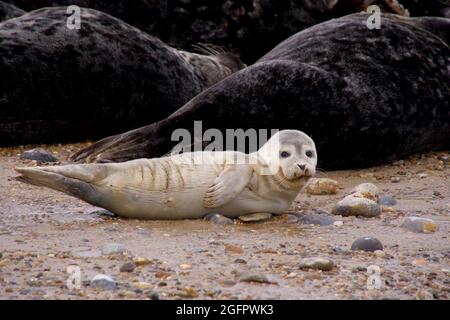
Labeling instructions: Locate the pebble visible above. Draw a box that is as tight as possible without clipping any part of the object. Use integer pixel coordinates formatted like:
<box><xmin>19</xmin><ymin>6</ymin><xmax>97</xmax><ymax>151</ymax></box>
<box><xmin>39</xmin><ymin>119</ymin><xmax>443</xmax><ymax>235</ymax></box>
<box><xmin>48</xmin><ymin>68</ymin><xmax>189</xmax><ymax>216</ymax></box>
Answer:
<box><xmin>133</xmin><ymin>282</ymin><xmax>153</xmax><ymax>290</ymax></box>
<box><xmin>234</xmin><ymin>258</ymin><xmax>247</xmax><ymax>264</ymax></box>
<box><xmin>379</xmin><ymin>196</ymin><xmax>397</xmax><ymax>206</ymax></box>
<box><xmin>374</xmin><ymin>250</ymin><xmax>385</xmax><ymax>257</ymax></box>
<box><xmin>91</xmin><ymin>274</ymin><xmax>116</xmax><ymax>290</ymax></box>
<box><xmin>417</xmin><ymin>173</ymin><xmax>428</xmax><ymax>179</ymax></box>
<box><xmin>225</xmin><ymin>244</ymin><xmax>244</xmax><ymax>255</ymax></box>
<box><xmin>333</xmin><ymin>221</ymin><xmax>343</xmax><ymax>227</ymax></box>
<box><xmin>331</xmin><ymin>195</ymin><xmax>381</xmax><ymax>218</ymax></box>
<box><xmin>351</xmin><ymin>237</ymin><xmax>383</xmax><ymax>252</ymax></box>
<box><xmin>350</xmin><ymin>183</ymin><xmax>379</xmax><ymax>201</ymax></box>
<box><xmin>305</xmin><ymin>178</ymin><xmax>338</xmax><ymax>195</ymax></box>
<box><xmin>382</xmin><ymin>206</ymin><xmax>396</xmax><ymax>214</ymax></box>
<box><xmin>20</xmin><ymin>148</ymin><xmax>58</xmax><ymax>163</ymax></box>
<box><xmin>297</xmin><ymin>213</ymin><xmax>335</xmax><ymax>226</ymax></box>
<box><xmin>146</xmin><ymin>289</ymin><xmax>159</xmax><ymax>300</ymax></box>
<box><xmin>390</xmin><ymin>177</ymin><xmax>401</xmax><ymax>183</ymax></box>
<box><xmin>118</xmin><ymin>290</ymin><xmax>136</xmax><ymax>298</ymax></box>
<box><xmin>238</xmin><ymin>213</ymin><xmax>273</xmax><ymax>222</ymax></box>
<box><xmin>133</xmin><ymin>256</ymin><xmax>152</xmax><ymax>266</ymax></box>
<box><xmin>299</xmin><ymin>257</ymin><xmax>334</xmax><ymax>271</ymax></box>
<box><xmin>401</xmin><ymin>217</ymin><xmax>439</xmax><ymax>233</ymax></box>
<box><xmin>179</xmin><ymin>287</ymin><xmax>198</xmax><ymax>298</ymax></box>
<box><xmin>352</xmin><ymin>265</ymin><xmax>367</xmax><ymax>272</ymax></box>
<box><xmin>101</xmin><ymin>243</ymin><xmax>127</xmax><ymax>255</ymax></box>
<box><xmin>203</xmin><ymin>213</ymin><xmax>234</xmax><ymax>225</ymax></box>
<box><xmin>71</xmin><ymin>250</ymin><xmax>102</xmax><ymax>258</ymax></box>
<box><xmin>91</xmin><ymin>209</ymin><xmax>116</xmax><ymax>217</ymax></box>
<box><xmin>179</xmin><ymin>263</ymin><xmax>192</xmax><ymax>270</ymax></box>
<box><xmin>332</xmin><ymin>245</ymin><xmax>347</xmax><ymax>253</ymax></box>
<box><xmin>119</xmin><ymin>262</ymin><xmax>136</xmax><ymax>273</ymax></box>
<box><xmin>239</xmin><ymin>273</ymin><xmax>273</xmax><ymax>284</ymax></box>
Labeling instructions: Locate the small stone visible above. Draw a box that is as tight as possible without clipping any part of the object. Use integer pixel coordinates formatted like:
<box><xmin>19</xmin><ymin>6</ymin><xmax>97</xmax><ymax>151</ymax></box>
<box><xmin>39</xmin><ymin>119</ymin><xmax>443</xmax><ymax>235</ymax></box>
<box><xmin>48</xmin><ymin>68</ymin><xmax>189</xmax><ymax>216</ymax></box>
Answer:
<box><xmin>179</xmin><ymin>263</ymin><xmax>191</xmax><ymax>270</ymax></box>
<box><xmin>412</xmin><ymin>259</ymin><xmax>426</xmax><ymax>266</ymax></box>
<box><xmin>416</xmin><ymin>289</ymin><xmax>434</xmax><ymax>300</ymax></box>
<box><xmin>332</xmin><ymin>245</ymin><xmax>347</xmax><ymax>253</ymax></box>
<box><xmin>133</xmin><ymin>256</ymin><xmax>152</xmax><ymax>266</ymax></box>
<box><xmin>118</xmin><ymin>290</ymin><xmax>137</xmax><ymax>298</ymax></box>
<box><xmin>71</xmin><ymin>250</ymin><xmax>102</xmax><ymax>258</ymax></box>
<box><xmin>91</xmin><ymin>274</ymin><xmax>116</xmax><ymax>290</ymax></box>
<box><xmin>239</xmin><ymin>273</ymin><xmax>273</xmax><ymax>284</ymax></box>
<box><xmin>299</xmin><ymin>257</ymin><xmax>334</xmax><ymax>271</ymax></box>
<box><xmin>374</xmin><ymin>250</ymin><xmax>385</xmax><ymax>257</ymax></box>
<box><xmin>352</xmin><ymin>265</ymin><xmax>367</xmax><ymax>272</ymax></box>
<box><xmin>333</xmin><ymin>221</ymin><xmax>343</xmax><ymax>227</ymax></box>
<box><xmin>119</xmin><ymin>262</ymin><xmax>136</xmax><ymax>273</ymax></box>
<box><xmin>101</xmin><ymin>243</ymin><xmax>127</xmax><ymax>255</ymax></box>
<box><xmin>331</xmin><ymin>195</ymin><xmax>381</xmax><ymax>218</ymax></box>
<box><xmin>401</xmin><ymin>217</ymin><xmax>439</xmax><ymax>233</ymax></box>
<box><xmin>350</xmin><ymin>183</ymin><xmax>379</xmax><ymax>201</ymax></box>
<box><xmin>417</xmin><ymin>173</ymin><xmax>428</xmax><ymax>179</ymax></box>
<box><xmin>379</xmin><ymin>196</ymin><xmax>397</xmax><ymax>206</ymax></box>
<box><xmin>20</xmin><ymin>148</ymin><xmax>58</xmax><ymax>163</ymax></box>
<box><xmin>225</xmin><ymin>244</ymin><xmax>244</xmax><ymax>255</ymax></box>
<box><xmin>203</xmin><ymin>213</ymin><xmax>234</xmax><ymax>225</ymax></box>
<box><xmin>234</xmin><ymin>258</ymin><xmax>247</xmax><ymax>264</ymax></box>
<box><xmin>351</xmin><ymin>237</ymin><xmax>383</xmax><ymax>252</ymax></box>
<box><xmin>238</xmin><ymin>213</ymin><xmax>273</xmax><ymax>222</ymax></box>
<box><xmin>179</xmin><ymin>287</ymin><xmax>199</xmax><ymax>298</ymax></box>
<box><xmin>145</xmin><ymin>289</ymin><xmax>159</xmax><ymax>300</ymax></box>
<box><xmin>297</xmin><ymin>213</ymin><xmax>335</xmax><ymax>226</ymax></box>
<box><xmin>390</xmin><ymin>177</ymin><xmax>401</xmax><ymax>183</ymax></box>
<box><xmin>285</xmin><ymin>214</ymin><xmax>298</xmax><ymax>223</ymax></box>
<box><xmin>305</xmin><ymin>178</ymin><xmax>338</xmax><ymax>195</ymax></box>
<box><xmin>91</xmin><ymin>209</ymin><xmax>116</xmax><ymax>217</ymax></box>
<box><xmin>433</xmin><ymin>191</ymin><xmax>442</xmax><ymax>197</ymax></box>
<box><xmin>133</xmin><ymin>282</ymin><xmax>153</xmax><ymax>290</ymax></box>
<box><xmin>382</xmin><ymin>206</ymin><xmax>396</xmax><ymax>214</ymax></box>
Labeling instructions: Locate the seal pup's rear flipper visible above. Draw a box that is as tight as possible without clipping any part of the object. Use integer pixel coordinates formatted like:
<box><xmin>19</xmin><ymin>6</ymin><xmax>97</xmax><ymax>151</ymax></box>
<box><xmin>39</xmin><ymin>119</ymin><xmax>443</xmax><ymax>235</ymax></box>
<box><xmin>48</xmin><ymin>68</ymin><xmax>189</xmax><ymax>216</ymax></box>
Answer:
<box><xmin>15</xmin><ymin>165</ymin><xmax>108</xmax><ymax>204</ymax></box>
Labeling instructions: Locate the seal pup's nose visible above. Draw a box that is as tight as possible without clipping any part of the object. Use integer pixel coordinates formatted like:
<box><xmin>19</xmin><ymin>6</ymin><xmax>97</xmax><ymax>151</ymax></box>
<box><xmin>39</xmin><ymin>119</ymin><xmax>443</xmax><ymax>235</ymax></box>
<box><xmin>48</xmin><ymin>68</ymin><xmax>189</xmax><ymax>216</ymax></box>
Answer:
<box><xmin>297</xmin><ymin>164</ymin><xmax>306</xmax><ymax>171</ymax></box>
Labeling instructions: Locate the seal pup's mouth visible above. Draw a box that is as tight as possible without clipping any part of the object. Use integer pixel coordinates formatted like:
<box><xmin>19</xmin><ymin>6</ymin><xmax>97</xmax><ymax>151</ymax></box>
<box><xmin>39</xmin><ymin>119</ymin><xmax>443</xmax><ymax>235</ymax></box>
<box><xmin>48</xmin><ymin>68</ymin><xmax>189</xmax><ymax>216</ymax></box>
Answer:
<box><xmin>272</xmin><ymin>167</ymin><xmax>313</xmax><ymax>190</ymax></box>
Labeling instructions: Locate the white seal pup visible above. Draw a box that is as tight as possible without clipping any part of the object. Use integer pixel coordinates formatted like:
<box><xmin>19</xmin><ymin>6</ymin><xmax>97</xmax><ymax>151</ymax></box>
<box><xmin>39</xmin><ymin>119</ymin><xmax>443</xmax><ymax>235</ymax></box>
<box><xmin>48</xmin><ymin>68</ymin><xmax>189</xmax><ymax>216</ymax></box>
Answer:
<box><xmin>15</xmin><ymin>130</ymin><xmax>317</xmax><ymax>220</ymax></box>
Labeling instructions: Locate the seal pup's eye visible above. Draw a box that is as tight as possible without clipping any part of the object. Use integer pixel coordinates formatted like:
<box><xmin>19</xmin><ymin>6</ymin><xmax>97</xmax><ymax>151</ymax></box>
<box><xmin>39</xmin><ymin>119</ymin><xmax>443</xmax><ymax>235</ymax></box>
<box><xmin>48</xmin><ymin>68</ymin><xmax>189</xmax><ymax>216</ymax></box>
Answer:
<box><xmin>305</xmin><ymin>150</ymin><xmax>314</xmax><ymax>158</ymax></box>
<box><xmin>280</xmin><ymin>151</ymin><xmax>290</xmax><ymax>158</ymax></box>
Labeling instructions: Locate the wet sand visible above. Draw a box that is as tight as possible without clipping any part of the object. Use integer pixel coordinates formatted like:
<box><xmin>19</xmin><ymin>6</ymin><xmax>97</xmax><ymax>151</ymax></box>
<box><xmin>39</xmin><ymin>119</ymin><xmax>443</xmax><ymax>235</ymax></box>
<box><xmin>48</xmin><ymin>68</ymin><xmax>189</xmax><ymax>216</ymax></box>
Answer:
<box><xmin>0</xmin><ymin>143</ymin><xmax>448</xmax><ymax>300</ymax></box>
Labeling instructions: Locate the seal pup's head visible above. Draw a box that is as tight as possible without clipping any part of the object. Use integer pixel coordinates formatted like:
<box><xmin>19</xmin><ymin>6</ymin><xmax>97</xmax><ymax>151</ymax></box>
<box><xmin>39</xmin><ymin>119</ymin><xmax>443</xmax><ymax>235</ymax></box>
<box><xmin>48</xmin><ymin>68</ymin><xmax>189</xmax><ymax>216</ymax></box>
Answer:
<box><xmin>257</xmin><ymin>130</ymin><xmax>317</xmax><ymax>187</ymax></box>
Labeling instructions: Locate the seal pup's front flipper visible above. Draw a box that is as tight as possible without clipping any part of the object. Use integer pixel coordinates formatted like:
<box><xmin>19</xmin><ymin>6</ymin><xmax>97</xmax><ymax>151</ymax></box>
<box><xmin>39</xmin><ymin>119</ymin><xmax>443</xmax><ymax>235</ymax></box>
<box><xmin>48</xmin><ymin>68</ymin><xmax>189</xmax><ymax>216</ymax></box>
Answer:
<box><xmin>203</xmin><ymin>165</ymin><xmax>253</xmax><ymax>209</ymax></box>
<box><xmin>15</xmin><ymin>164</ymin><xmax>108</xmax><ymax>204</ymax></box>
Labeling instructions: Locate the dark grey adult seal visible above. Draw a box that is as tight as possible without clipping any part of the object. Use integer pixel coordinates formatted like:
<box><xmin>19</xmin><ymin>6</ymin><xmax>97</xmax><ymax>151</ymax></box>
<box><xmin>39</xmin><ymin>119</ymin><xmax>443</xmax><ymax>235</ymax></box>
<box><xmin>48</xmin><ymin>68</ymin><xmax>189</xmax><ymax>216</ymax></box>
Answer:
<box><xmin>3</xmin><ymin>0</ymin><xmax>414</xmax><ymax>63</ymax></box>
<box><xmin>72</xmin><ymin>13</ymin><xmax>450</xmax><ymax>169</ymax></box>
<box><xmin>0</xmin><ymin>1</ymin><xmax>24</xmax><ymax>22</ymax></box>
<box><xmin>0</xmin><ymin>7</ymin><xmax>243</xmax><ymax>146</ymax></box>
